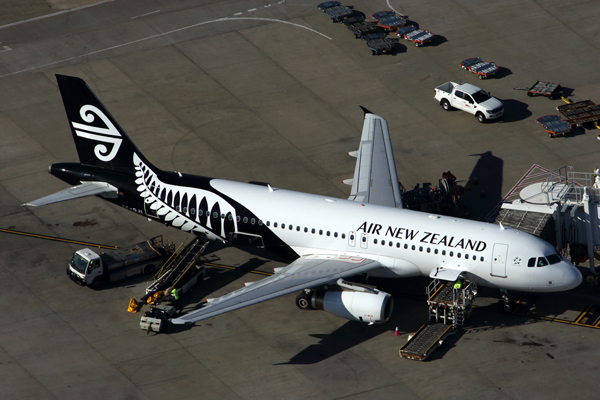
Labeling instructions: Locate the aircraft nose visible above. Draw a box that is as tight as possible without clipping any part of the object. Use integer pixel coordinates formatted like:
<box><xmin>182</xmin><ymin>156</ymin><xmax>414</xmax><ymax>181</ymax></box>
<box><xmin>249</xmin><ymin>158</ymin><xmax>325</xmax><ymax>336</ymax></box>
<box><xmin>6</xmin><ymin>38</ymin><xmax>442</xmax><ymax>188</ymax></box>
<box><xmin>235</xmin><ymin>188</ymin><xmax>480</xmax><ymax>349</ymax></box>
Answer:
<box><xmin>561</xmin><ymin>263</ymin><xmax>582</xmax><ymax>290</ymax></box>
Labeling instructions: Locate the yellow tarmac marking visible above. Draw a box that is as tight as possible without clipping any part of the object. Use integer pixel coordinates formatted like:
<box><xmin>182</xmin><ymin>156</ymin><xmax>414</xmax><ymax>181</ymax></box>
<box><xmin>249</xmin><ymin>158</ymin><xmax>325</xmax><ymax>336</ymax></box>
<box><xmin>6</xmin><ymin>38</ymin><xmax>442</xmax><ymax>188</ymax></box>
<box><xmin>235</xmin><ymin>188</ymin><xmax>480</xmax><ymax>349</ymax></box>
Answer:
<box><xmin>0</xmin><ymin>228</ymin><xmax>118</xmax><ymax>249</ymax></box>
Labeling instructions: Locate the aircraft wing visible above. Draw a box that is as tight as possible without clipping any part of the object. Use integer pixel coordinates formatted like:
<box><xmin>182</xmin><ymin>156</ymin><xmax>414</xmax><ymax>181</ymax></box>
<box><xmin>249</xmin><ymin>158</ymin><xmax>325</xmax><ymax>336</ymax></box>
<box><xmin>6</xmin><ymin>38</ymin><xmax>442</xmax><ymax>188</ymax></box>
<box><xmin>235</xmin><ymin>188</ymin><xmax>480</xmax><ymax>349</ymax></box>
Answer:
<box><xmin>346</xmin><ymin>110</ymin><xmax>403</xmax><ymax>208</ymax></box>
<box><xmin>23</xmin><ymin>181</ymin><xmax>118</xmax><ymax>206</ymax></box>
<box><xmin>170</xmin><ymin>255</ymin><xmax>382</xmax><ymax>325</ymax></box>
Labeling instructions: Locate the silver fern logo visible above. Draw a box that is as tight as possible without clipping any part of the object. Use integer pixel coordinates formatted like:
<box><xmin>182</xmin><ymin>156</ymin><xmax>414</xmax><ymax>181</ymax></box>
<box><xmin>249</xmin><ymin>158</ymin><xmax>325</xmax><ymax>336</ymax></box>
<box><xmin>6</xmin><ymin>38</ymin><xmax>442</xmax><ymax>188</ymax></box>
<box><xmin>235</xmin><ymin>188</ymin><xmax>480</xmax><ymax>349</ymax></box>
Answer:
<box><xmin>72</xmin><ymin>105</ymin><xmax>122</xmax><ymax>162</ymax></box>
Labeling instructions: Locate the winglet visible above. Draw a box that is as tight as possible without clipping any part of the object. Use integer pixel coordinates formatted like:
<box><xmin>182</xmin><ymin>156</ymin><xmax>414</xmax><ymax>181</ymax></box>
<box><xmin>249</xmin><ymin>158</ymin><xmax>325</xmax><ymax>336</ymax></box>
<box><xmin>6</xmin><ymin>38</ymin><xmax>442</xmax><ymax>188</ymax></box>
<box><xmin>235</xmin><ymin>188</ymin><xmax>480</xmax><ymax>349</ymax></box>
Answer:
<box><xmin>359</xmin><ymin>106</ymin><xmax>374</xmax><ymax>116</ymax></box>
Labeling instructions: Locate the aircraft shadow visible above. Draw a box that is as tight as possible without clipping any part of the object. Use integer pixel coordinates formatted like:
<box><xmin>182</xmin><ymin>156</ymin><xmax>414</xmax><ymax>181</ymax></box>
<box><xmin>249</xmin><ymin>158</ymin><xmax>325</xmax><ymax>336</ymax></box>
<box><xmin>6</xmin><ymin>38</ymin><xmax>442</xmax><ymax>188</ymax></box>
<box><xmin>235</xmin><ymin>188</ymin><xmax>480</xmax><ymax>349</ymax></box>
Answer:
<box><xmin>458</xmin><ymin>151</ymin><xmax>504</xmax><ymax>222</ymax></box>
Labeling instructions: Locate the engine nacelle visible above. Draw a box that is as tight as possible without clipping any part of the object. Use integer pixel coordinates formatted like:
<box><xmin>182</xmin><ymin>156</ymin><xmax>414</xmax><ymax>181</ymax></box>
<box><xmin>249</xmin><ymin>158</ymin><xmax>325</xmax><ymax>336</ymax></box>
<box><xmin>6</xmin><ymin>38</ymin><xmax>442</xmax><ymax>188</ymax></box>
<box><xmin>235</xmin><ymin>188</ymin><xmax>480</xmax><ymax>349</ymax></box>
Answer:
<box><xmin>311</xmin><ymin>290</ymin><xmax>393</xmax><ymax>324</ymax></box>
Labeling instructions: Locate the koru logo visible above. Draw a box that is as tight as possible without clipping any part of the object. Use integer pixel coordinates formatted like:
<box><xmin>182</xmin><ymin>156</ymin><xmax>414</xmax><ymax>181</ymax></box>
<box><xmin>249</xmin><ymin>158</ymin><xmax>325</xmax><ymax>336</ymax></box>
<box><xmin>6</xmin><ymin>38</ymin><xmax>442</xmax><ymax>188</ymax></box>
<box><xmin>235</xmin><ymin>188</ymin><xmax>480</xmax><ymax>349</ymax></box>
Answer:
<box><xmin>72</xmin><ymin>105</ymin><xmax>122</xmax><ymax>162</ymax></box>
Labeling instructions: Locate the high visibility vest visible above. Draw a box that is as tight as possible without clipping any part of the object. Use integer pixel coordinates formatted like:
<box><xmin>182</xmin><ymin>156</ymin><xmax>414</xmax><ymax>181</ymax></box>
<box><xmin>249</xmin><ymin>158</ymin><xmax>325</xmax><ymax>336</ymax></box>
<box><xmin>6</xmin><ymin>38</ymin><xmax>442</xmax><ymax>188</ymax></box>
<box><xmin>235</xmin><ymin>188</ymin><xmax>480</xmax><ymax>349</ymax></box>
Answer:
<box><xmin>172</xmin><ymin>288</ymin><xmax>180</xmax><ymax>300</ymax></box>
<box><xmin>454</xmin><ymin>281</ymin><xmax>462</xmax><ymax>289</ymax></box>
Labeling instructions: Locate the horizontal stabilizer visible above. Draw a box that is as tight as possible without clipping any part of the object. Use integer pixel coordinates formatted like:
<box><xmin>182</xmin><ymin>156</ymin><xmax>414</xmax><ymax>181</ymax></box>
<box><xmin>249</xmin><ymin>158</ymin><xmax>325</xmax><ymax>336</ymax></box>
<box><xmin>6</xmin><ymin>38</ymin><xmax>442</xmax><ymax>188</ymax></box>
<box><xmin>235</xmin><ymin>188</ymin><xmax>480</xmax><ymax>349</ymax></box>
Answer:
<box><xmin>429</xmin><ymin>266</ymin><xmax>465</xmax><ymax>282</ymax></box>
<box><xmin>24</xmin><ymin>181</ymin><xmax>118</xmax><ymax>206</ymax></box>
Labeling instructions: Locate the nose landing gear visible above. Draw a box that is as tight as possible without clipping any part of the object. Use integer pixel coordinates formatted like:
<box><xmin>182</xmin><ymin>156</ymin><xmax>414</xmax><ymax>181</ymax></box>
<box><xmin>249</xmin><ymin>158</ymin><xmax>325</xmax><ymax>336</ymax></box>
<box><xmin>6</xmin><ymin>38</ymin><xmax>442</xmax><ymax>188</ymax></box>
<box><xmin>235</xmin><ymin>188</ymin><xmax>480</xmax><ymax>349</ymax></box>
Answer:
<box><xmin>500</xmin><ymin>289</ymin><xmax>515</xmax><ymax>313</ymax></box>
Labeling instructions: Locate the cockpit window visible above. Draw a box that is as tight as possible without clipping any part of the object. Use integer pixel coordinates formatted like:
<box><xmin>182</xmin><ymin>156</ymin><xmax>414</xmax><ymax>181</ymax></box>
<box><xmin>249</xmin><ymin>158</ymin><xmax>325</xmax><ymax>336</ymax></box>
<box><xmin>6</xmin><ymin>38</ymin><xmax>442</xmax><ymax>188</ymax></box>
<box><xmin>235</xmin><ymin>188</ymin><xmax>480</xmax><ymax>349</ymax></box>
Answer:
<box><xmin>546</xmin><ymin>254</ymin><xmax>561</xmax><ymax>264</ymax></box>
<box><xmin>537</xmin><ymin>257</ymin><xmax>549</xmax><ymax>267</ymax></box>
<box><xmin>527</xmin><ymin>258</ymin><xmax>536</xmax><ymax>267</ymax></box>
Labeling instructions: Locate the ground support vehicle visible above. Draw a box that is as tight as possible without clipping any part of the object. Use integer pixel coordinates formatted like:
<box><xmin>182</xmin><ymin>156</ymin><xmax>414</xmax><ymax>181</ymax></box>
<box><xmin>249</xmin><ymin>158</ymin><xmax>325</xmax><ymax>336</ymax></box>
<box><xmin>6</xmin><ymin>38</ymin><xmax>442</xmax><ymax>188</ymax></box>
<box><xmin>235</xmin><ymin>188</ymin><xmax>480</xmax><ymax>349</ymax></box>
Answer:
<box><xmin>514</xmin><ymin>81</ymin><xmax>562</xmax><ymax>99</ymax></box>
<box><xmin>68</xmin><ymin>236</ymin><xmax>174</xmax><ymax>288</ymax></box>
<box><xmin>140</xmin><ymin>304</ymin><xmax>175</xmax><ymax>333</ymax></box>
<box><xmin>371</xmin><ymin>11</ymin><xmax>406</xmax><ymax>31</ymax></box>
<box><xmin>346</xmin><ymin>21</ymin><xmax>378</xmax><ymax>38</ymax></box>
<box><xmin>459</xmin><ymin>57</ymin><xmax>498</xmax><ymax>79</ymax></box>
<box><xmin>434</xmin><ymin>81</ymin><xmax>504</xmax><ymax>123</ymax></box>
<box><xmin>557</xmin><ymin>100</ymin><xmax>600</xmax><ymax>127</ymax></box>
<box><xmin>535</xmin><ymin>115</ymin><xmax>571</xmax><ymax>137</ymax></box>
<box><xmin>400</xmin><ymin>278</ymin><xmax>477</xmax><ymax>360</ymax></box>
<box><xmin>366</xmin><ymin>38</ymin><xmax>396</xmax><ymax>55</ymax></box>
<box><xmin>324</xmin><ymin>5</ymin><xmax>352</xmax><ymax>22</ymax></box>
<box><xmin>395</xmin><ymin>26</ymin><xmax>434</xmax><ymax>46</ymax></box>
<box><xmin>317</xmin><ymin>1</ymin><xmax>340</xmax><ymax>11</ymax></box>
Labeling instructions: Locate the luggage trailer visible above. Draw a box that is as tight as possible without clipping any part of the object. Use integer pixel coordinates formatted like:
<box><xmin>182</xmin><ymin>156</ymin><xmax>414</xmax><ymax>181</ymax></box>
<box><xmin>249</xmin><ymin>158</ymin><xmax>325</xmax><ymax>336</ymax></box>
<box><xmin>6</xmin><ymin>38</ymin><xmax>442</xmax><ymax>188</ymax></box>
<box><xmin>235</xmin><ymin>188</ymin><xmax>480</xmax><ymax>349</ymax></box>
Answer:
<box><xmin>459</xmin><ymin>57</ymin><xmax>499</xmax><ymax>79</ymax></box>
<box><xmin>514</xmin><ymin>81</ymin><xmax>562</xmax><ymax>99</ymax></box>
<box><xmin>395</xmin><ymin>25</ymin><xmax>435</xmax><ymax>47</ymax></box>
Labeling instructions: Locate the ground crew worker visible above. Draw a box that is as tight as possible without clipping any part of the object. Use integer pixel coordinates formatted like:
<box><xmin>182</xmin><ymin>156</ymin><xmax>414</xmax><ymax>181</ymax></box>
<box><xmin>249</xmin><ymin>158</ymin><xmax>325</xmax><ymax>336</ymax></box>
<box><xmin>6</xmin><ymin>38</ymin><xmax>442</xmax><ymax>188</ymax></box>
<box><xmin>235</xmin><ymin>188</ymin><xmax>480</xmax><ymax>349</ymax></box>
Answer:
<box><xmin>171</xmin><ymin>287</ymin><xmax>182</xmax><ymax>312</ymax></box>
<box><xmin>454</xmin><ymin>279</ymin><xmax>462</xmax><ymax>290</ymax></box>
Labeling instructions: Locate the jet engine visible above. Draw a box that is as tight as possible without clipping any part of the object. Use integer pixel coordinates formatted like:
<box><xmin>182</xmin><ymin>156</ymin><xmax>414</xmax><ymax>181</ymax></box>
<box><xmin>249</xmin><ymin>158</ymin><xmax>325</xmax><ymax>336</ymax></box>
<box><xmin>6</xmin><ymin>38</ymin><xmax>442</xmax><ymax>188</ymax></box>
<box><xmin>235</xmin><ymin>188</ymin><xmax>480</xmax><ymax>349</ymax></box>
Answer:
<box><xmin>308</xmin><ymin>289</ymin><xmax>393</xmax><ymax>324</ymax></box>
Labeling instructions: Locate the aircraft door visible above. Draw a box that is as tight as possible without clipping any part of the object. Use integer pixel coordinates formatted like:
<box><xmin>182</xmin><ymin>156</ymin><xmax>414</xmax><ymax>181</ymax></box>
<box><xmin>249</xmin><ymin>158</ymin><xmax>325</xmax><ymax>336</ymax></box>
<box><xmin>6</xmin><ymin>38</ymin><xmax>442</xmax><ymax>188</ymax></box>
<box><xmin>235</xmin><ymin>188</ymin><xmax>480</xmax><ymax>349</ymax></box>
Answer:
<box><xmin>348</xmin><ymin>231</ymin><xmax>356</xmax><ymax>247</ymax></box>
<box><xmin>360</xmin><ymin>233</ymin><xmax>368</xmax><ymax>249</ymax></box>
<box><xmin>491</xmin><ymin>243</ymin><xmax>508</xmax><ymax>277</ymax></box>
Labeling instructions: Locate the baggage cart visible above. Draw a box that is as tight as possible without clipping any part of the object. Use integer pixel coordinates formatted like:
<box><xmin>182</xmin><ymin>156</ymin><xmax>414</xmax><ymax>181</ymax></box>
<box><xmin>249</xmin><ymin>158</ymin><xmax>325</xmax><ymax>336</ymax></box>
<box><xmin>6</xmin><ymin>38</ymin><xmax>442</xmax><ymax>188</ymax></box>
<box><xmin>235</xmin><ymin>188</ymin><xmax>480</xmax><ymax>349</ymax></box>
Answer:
<box><xmin>535</xmin><ymin>115</ymin><xmax>571</xmax><ymax>137</ymax></box>
<box><xmin>514</xmin><ymin>81</ymin><xmax>562</xmax><ymax>99</ymax></box>
<box><xmin>557</xmin><ymin>100</ymin><xmax>600</xmax><ymax>126</ymax></box>
<box><xmin>317</xmin><ymin>1</ymin><xmax>341</xmax><ymax>11</ymax></box>
<box><xmin>395</xmin><ymin>25</ymin><xmax>435</xmax><ymax>47</ymax></box>
<box><xmin>460</xmin><ymin>57</ymin><xmax>499</xmax><ymax>79</ymax></box>
<box><xmin>366</xmin><ymin>38</ymin><xmax>396</xmax><ymax>55</ymax></box>
<box><xmin>324</xmin><ymin>5</ymin><xmax>353</xmax><ymax>22</ymax></box>
<box><xmin>371</xmin><ymin>11</ymin><xmax>406</xmax><ymax>31</ymax></box>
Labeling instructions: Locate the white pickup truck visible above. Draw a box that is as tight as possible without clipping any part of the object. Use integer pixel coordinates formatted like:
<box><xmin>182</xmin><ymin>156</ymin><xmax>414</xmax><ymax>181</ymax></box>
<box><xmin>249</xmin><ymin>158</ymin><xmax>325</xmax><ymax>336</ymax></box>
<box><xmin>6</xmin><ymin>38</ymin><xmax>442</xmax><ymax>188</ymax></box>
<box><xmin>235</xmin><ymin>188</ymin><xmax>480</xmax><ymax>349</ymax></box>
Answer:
<box><xmin>434</xmin><ymin>82</ymin><xmax>504</xmax><ymax>123</ymax></box>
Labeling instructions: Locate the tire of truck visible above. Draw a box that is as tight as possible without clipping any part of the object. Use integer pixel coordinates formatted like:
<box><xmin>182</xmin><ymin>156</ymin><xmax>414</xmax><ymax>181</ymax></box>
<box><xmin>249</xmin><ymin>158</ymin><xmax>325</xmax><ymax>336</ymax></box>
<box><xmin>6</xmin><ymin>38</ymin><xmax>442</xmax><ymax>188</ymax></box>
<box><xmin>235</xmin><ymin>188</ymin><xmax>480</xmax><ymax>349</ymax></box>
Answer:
<box><xmin>143</xmin><ymin>264</ymin><xmax>155</xmax><ymax>275</ymax></box>
<box><xmin>441</xmin><ymin>99</ymin><xmax>451</xmax><ymax>111</ymax></box>
<box><xmin>295</xmin><ymin>293</ymin><xmax>312</xmax><ymax>310</ymax></box>
<box><xmin>476</xmin><ymin>112</ymin><xmax>486</xmax><ymax>123</ymax></box>
<box><xmin>90</xmin><ymin>277</ymin><xmax>104</xmax><ymax>289</ymax></box>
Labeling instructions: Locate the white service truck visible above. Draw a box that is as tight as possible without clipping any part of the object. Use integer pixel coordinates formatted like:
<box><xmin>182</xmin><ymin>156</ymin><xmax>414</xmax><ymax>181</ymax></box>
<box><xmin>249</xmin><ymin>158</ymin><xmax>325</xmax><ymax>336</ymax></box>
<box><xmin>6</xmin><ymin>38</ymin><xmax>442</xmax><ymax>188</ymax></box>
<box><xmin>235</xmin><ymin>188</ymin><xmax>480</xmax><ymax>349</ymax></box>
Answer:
<box><xmin>67</xmin><ymin>236</ymin><xmax>173</xmax><ymax>289</ymax></box>
<box><xmin>434</xmin><ymin>82</ymin><xmax>504</xmax><ymax>123</ymax></box>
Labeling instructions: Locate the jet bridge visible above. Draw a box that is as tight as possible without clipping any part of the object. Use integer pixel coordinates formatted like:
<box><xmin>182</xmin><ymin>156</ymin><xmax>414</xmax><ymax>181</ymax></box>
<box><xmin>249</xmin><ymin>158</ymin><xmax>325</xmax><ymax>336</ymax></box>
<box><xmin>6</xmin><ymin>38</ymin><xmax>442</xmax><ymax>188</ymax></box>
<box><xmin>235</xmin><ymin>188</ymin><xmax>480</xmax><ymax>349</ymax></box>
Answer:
<box><xmin>495</xmin><ymin>166</ymin><xmax>600</xmax><ymax>276</ymax></box>
<box><xmin>400</xmin><ymin>278</ymin><xmax>477</xmax><ymax>360</ymax></box>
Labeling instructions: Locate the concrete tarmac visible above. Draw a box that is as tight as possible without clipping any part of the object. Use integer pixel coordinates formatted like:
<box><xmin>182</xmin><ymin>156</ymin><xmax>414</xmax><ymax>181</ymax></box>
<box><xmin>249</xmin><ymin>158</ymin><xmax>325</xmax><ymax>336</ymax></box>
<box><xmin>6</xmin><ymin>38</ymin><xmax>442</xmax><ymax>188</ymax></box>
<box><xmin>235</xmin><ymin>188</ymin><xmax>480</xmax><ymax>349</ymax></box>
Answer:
<box><xmin>1</xmin><ymin>0</ymin><xmax>600</xmax><ymax>399</ymax></box>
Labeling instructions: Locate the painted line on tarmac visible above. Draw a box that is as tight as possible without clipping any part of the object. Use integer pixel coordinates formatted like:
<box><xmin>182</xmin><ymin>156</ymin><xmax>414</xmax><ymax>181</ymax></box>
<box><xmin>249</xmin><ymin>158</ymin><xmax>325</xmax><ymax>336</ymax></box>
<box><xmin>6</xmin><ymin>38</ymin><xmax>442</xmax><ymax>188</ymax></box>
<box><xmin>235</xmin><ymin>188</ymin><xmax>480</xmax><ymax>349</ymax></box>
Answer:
<box><xmin>0</xmin><ymin>227</ymin><xmax>118</xmax><ymax>249</ymax></box>
<box><xmin>0</xmin><ymin>0</ymin><xmax>115</xmax><ymax>30</ymax></box>
<box><xmin>0</xmin><ymin>17</ymin><xmax>331</xmax><ymax>78</ymax></box>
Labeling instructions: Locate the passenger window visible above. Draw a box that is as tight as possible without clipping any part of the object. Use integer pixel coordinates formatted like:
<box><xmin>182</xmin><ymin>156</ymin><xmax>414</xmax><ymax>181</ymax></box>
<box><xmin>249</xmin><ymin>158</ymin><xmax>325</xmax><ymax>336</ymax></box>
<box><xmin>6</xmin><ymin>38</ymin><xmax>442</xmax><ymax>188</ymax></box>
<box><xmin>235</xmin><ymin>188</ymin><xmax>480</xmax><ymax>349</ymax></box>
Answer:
<box><xmin>175</xmin><ymin>206</ymin><xmax>181</xmax><ymax>211</ymax></box>
<box><xmin>191</xmin><ymin>208</ymin><xmax>196</xmax><ymax>215</ymax></box>
<box><xmin>480</xmin><ymin>257</ymin><xmax>484</xmax><ymax>262</ymax></box>
<box><xmin>374</xmin><ymin>239</ymin><xmax>378</xmax><ymax>244</ymax></box>
<box><xmin>251</xmin><ymin>218</ymin><xmax>256</xmax><ymax>225</ymax></box>
<box><xmin>282</xmin><ymin>224</ymin><xmax>285</xmax><ymax>229</ymax></box>
<box><xmin>381</xmin><ymin>240</ymin><xmax>385</xmax><ymax>246</ymax></box>
<box><xmin>396</xmin><ymin>243</ymin><xmax>400</xmax><ymax>248</ymax></box>
<box><xmin>183</xmin><ymin>207</ymin><xmax>188</xmax><ymax>214</ymax></box>
<box><xmin>228</xmin><ymin>214</ymin><xmax>233</xmax><ymax>221</ymax></box>
<box><xmin>327</xmin><ymin>231</ymin><xmax>330</xmax><ymax>236</ymax></box>
<box><xmin>389</xmin><ymin>242</ymin><xmax>393</xmax><ymax>247</ymax></box>
<box><xmin>411</xmin><ymin>245</ymin><xmax>416</xmax><ymax>250</ymax></box>
<box><xmin>258</xmin><ymin>220</ymin><xmax>263</xmax><ymax>225</ymax></box>
<box><xmin>289</xmin><ymin>225</ymin><xmax>293</xmax><ymax>230</ymax></box>
<box><xmin>362</xmin><ymin>236</ymin><xmax>367</xmax><ymax>243</ymax></box>
<box><xmin>427</xmin><ymin>248</ymin><xmax>431</xmax><ymax>253</ymax></box>
<box><xmin>349</xmin><ymin>233</ymin><xmax>353</xmax><ymax>239</ymax></box>
<box><xmin>334</xmin><ymin>232</ymin><xmax>338</xmax><ymax>238</ymax></box>
<box><xmin>465</xmin><ymin>254</ymin><xmax>468</xmax><ymax>259</ymax></box>
<box><xmin>274</xmin><ymin>222</ymin><xmax>278</xmax><ymax>228</ymax></box>
<box><xmin>419</xmin><ymin>246</ymin><xmax>423</xmax><ymax>252</ymax></box>
<box><xmin>457</xmin><ymin>253</ymin><xmax>461</xmax><ymax>258</ymax></box>
<box><xmin>435</xmin><ymin>249</ymin><xmax>439</xmax><ymax>254</ymax></box>
<box><xmin>319</xmin><ymin>230</ymin><xmax>323</xmax><ymax>235</ymax></box>
<box><xmin>404</xmin><ymin>244</ymin><xmax>408</xmax><ymax>249</ymax></box>
<box><xmin>236</xmin><ymin>215</ymin><xmax>240</xmax><ymax>222</ymax></box>
<box><xmin>213</xmin><ymin>212</ymin><xmax>218</xmax><ymax>218</ymax></box>
<box><xmin>450</xmin><ymin>251</ymin><xmax>454</xmax><ymax>257</ymax></box>
<box><xmin>527</xmin><ymin>257</ymin><xmax>536</xmax><ymax>267</ymax></box>
<box><xmin>442</xmin><ymin>250</ymin><xmax>446</xmax><ymax>256</ymax></box>
<box><xmin>199</xmin><ymin>209</ymin><xmax>204</xmax><ymax>216</ymax></box>
<box><xmin>304</xmin><ymin>227</ymin><xmax>308</xmax><ymax>232</ymax></box>
<box><xmin>546</xmin><ymin>254</ymin><xmax>561</xmax><ymax>264</ymax></box>
<box><xmin>455</xmin><ymin>90</ymin><xmax>465</xmax><ymax>99</ymax></box>
<box><xmin>266</xmin><ymin>221</ymin><xmax>270</xmax><ymax>226</ymax></box>
<box><xmin>313</xmin><ymin>229</ymin><xmax>316</xmax><ymax>234</ymax></box>
<box><xmin>342</xmin><ymin>233</ymin><xmax>346</xmax><ymax>239</ymax></box>
<box><xmin>296</xmin><ymin>226</ymin><xmax>300</xmax><ymax>231</ymax></box>
<box><xmin>537</xmin><ymin>257</ymin><xmax>549</xmax><ymax>267</ymax></box>
<box><xmin>472</xmin><ymin>255</ymin><xmax>476</xmax><ymax>260</ymax></box>
<box><xmin>243</xmin><ymin>217</ymin><xmax>248</xmax><ymax>223</ymax></box>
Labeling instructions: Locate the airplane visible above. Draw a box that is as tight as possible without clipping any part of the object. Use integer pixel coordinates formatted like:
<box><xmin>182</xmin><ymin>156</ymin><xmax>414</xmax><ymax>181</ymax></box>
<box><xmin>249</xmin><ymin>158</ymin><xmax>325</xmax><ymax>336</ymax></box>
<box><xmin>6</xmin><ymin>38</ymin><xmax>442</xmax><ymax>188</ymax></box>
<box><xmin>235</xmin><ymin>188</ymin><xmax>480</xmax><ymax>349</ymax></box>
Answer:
<box><xmin>26</xmin><ymin>74</ymin><xmax>582</xmax><ymax>325</ymax></box>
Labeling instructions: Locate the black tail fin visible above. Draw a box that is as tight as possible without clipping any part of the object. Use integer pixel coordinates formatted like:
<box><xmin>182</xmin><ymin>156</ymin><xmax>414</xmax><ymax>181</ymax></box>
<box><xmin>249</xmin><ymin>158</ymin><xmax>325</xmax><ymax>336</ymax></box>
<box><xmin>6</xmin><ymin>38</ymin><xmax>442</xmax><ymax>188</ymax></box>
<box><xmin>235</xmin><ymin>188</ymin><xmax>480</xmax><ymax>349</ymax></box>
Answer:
<box><xmin>56</xmin><ymin>74</ymin><xmax>155</xmax><ymax>173</ymax></box>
